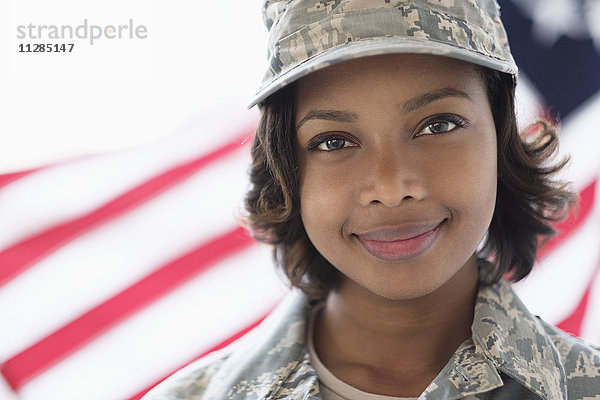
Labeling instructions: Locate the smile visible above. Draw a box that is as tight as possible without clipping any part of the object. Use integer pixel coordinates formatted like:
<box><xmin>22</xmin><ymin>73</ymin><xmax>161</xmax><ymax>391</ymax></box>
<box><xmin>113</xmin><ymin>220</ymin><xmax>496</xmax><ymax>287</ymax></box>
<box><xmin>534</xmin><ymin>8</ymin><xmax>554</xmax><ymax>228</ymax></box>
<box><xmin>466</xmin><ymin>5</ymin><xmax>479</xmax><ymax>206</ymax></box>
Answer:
<box><xmin>355</xmin><ymin>220</ymin><xmax>446</xmax><ymax>262</ymax></box>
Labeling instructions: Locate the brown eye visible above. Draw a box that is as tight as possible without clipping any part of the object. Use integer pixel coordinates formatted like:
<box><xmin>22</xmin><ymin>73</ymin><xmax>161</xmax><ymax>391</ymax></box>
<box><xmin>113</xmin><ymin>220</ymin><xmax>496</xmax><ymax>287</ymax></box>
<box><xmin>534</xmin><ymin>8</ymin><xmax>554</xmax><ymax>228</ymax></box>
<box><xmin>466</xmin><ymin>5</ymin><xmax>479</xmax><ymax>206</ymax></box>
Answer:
<box><xmin>423</xmin><ymin>121</ymin><xmax>456</xmax><ymax>135</ymax></box>
<box><xmin>309</xmin><ymin>135</ymin><xmax>358</xmax><ymax>152</ymax></box>
<box><xmin>417</xmin><ymin>114</ymin><xmax>469</xmax><ymax>136</ymax></box>
<box><xmin>319</xmin><ymin>138</ymin><xmax>347</xmax><ymax>151</ymax></box>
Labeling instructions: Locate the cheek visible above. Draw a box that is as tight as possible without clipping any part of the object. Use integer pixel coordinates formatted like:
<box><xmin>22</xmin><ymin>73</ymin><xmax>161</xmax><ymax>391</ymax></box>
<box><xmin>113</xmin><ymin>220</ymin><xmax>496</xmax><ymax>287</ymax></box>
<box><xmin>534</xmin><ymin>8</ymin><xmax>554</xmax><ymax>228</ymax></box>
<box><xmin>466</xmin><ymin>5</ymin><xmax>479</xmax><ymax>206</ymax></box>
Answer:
<box><xmin>469</xmin><ymin>134</ymin><xmax>497</xmax><ymax>216</ymax></box>
<box><xmin>298</xmin><ymin>159</ymin><xmax>355</xmax><ymax>244</ymax></box>
<box><xmin>434</xmin><ymin>133</ymin><xmax>497</xmax><ymax>230</ymax></box>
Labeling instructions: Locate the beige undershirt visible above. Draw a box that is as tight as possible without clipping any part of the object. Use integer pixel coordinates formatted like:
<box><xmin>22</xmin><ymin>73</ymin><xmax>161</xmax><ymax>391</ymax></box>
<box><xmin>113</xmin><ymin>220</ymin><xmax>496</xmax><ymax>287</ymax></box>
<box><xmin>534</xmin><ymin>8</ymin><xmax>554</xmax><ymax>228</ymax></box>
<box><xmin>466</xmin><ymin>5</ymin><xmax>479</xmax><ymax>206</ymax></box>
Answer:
<box><xmin>307</xmin><ymin>304</ymin><xmax>419</xmax><ymax>400</ymax></box>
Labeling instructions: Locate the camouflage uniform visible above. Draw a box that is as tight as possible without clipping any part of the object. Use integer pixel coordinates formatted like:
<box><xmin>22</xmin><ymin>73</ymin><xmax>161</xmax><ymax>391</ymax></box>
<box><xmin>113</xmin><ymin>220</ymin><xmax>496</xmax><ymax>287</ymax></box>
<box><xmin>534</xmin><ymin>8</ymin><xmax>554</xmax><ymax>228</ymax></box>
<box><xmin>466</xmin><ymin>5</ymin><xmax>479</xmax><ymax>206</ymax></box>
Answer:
<box><xmin>143</xmin><ymin>266</ymin><xmax>600</xmax><ymax>400</ymax></box>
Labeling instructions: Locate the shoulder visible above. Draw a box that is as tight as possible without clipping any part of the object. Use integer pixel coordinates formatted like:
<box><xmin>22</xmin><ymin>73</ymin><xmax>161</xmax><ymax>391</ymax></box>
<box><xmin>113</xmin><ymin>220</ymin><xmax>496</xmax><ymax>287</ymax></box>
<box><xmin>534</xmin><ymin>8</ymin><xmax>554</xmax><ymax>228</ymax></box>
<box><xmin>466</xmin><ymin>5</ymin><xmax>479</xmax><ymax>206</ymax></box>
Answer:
<box><xmin>141</xmin><ymin>348</ymin><xmax>232</xmax><ymax>400</ymax></box>
<box><xmin>537</xmin><ymin>318</ymin><xmax>600</xmax><ymax>395</ymax></box>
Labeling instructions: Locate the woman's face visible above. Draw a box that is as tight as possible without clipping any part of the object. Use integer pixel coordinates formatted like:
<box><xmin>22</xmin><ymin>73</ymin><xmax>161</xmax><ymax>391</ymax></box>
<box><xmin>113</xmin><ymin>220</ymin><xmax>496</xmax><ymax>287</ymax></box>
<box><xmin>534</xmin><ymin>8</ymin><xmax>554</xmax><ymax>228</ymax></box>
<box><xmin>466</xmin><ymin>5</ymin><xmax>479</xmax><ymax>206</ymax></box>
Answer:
<box><xmin>294</xmin><ymin>54</ymin><xmax>497</xmax><ymax>300</ymax></box>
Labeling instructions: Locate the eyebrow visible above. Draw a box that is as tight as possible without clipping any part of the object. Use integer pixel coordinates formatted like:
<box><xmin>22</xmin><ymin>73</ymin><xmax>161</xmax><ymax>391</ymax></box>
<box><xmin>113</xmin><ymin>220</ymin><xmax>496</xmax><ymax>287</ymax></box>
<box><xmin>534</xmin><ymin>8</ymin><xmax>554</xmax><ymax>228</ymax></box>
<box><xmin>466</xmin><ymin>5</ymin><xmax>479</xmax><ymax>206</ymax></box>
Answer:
<box><xmin>296</xmin><ymin>109</ymin><xmax>359</xmax><ymax>130</ymax></box>
<box><xmin>401</xmin><ymin>88</ymin><xmax>472</xmax><ymax>114</ymax></box>
<box><xmin>296</xmin><ymin>87</ymin><xmax>472</xmax><ymax>130</ymax></box>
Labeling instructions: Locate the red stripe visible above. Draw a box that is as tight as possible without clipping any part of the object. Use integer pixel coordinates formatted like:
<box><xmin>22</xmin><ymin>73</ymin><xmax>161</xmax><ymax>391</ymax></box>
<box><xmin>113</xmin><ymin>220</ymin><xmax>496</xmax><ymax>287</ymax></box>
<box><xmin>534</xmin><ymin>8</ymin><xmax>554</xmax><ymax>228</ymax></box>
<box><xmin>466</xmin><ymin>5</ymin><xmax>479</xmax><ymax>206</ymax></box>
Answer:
<box><xmin>128</xmin><ymin>311</ymin><xmax>274</xmax><ymax>400</ymax></box>
<box><xmin>537</xmin><ymin>179</ymin><xmax>597</xmax><ymax>260</ymax></box>
<box><xmin>556</xmin><ymin>247</ymin><xmax>600</xmax><ymax>337</ymax></box>
<box><xmin>0</xmin><ymin>168</ymin><xmax>40</xmax><ymax>190</ymax></box>
<box><xmin>0</xmin><ymin>132</ymin><xmax>250</xmax><ymax>288</ymax></box>
<box><xmin>0</xmin><ymin>226</ymin><xmax>255</xmax><ymax>391</ymax></box>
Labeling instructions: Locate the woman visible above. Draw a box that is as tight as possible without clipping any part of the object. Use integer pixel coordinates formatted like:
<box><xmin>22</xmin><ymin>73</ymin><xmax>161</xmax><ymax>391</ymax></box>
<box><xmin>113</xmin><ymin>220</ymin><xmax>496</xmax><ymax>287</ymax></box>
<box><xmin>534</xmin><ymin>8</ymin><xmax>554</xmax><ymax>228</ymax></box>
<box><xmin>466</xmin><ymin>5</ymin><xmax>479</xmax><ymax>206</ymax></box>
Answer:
<box><xmin>144</xmin><ymin>1</ymin><xmax>600</xmax><ymax>399</ymax></box>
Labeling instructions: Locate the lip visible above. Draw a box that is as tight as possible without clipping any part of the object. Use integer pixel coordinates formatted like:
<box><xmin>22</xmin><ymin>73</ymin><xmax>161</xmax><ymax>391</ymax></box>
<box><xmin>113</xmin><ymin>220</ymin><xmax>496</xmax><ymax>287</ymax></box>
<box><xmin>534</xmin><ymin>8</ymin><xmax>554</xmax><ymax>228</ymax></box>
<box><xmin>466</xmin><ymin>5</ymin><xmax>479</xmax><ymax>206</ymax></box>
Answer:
<box><xmin>356</xmin><ymin>220</ymin><xmax>445</xmax><ymax>262</ymax></box>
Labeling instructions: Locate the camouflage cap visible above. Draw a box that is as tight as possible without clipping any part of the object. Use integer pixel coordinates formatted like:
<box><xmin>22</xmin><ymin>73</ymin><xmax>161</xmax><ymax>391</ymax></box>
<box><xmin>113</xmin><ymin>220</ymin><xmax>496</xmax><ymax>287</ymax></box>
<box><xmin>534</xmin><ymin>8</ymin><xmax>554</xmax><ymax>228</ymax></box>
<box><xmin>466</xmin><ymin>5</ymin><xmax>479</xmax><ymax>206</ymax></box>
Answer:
<box><xmin>248</xmin><ymin>0</ymin><xmax>517</xmax><ymax>108</ymax></box>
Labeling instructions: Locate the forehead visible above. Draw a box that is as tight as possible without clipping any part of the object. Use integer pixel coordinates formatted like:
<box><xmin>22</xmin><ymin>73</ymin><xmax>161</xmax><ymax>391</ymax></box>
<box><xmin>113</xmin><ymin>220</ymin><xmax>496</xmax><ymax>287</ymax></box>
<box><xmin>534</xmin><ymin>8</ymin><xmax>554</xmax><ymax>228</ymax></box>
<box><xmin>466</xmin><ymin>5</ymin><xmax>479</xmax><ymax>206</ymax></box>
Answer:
<box><xmin>294</xmin><ymin>53</ymin><xmax>486</xmax><ymax>111</ymax></box>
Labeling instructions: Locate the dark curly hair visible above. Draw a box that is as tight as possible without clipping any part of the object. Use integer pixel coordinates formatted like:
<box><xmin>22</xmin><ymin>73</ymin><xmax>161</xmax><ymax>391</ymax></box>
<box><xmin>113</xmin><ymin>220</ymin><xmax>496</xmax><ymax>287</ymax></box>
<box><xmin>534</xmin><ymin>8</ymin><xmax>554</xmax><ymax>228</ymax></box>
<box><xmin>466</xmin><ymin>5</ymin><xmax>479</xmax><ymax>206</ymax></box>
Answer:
<box><xmin>244</xmin><ymin>67</ymin><xmax>576</xmax><ymax>299</ymax></box>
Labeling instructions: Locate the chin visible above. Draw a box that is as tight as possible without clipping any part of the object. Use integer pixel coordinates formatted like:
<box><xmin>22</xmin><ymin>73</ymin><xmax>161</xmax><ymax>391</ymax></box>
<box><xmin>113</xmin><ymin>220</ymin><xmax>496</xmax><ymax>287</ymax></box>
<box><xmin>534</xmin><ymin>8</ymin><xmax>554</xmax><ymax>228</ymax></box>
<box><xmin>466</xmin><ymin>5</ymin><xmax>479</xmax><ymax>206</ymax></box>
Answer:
<box><xmin>342</xmin><ymin>255</ymin><xmax>475</xmax><ymax>302</ymax></box>
<box><xmin>367</xmin><ymin>278</ymin><xmax>447</xmax><ymax>301</ymax></box>
<box><xmin>339</xmin><ymin>264</ymin><xmax>447</xmax><ymax>302</ymax></box>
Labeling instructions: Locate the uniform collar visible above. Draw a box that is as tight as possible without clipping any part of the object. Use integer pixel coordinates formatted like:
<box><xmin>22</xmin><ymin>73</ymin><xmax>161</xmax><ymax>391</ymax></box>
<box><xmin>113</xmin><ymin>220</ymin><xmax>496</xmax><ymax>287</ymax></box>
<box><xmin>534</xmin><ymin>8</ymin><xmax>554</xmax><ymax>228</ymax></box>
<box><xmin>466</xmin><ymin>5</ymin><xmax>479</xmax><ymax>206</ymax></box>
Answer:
<box><xmin>470</xmin><ymin>276</ymin><xmax>567</xmax><ymax>400</ymax></box>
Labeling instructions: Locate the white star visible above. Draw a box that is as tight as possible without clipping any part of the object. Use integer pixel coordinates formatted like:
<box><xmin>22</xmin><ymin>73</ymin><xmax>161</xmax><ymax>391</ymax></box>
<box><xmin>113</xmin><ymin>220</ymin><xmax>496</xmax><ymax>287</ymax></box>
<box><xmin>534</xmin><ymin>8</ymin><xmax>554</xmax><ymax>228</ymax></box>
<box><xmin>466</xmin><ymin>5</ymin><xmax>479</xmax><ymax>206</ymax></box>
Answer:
<box><xmin>510</xmin><ymin>0</ymin><xmax>600</xmax><ymax>49</ymax></box>
<box><xmin>584</xmin><ymin>0</ymin><xmax>600</xmax><ymax>51</ymax></box>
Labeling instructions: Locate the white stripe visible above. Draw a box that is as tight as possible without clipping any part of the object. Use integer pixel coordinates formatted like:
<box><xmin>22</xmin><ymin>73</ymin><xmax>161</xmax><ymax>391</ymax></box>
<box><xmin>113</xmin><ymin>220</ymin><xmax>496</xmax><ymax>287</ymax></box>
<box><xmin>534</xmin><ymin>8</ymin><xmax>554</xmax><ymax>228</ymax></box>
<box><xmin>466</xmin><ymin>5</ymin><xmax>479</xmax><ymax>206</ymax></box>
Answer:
<box><xmin>0</xmin><ymin>148</ymin><xmax>251</xmax><ymax>360</ymax></box>
<box><xmin>580</xmin><ymin>267</ymin><xmax>600</xmax><ymax>345</ymax></box>
<box><xmin>18</xmin><ymin>244</ymin><xmax>287</xmax><ymax>400</ymax></box>
<box><xmin>0</xmin><ymin>117</ymin><xmax>252</xmax><ymax>250</ymax></box>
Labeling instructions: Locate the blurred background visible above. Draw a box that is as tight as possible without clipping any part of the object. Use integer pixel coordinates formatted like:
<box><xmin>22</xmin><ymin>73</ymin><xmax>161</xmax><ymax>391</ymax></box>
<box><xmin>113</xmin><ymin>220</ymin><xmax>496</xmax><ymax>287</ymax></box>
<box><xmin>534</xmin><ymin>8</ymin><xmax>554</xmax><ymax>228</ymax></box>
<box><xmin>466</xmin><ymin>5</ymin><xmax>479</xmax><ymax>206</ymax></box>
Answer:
<box><xmin>0</xmin><ymin>0</ymin><xmax>599</xmax><ymax>399</ymax></box>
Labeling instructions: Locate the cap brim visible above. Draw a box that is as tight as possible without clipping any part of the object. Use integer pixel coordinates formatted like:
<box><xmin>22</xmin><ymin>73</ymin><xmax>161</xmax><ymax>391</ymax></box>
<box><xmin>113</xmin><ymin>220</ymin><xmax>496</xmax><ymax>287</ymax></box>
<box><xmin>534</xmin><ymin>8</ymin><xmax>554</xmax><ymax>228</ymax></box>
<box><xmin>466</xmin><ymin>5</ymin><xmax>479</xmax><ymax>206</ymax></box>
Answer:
<box><xmin>247</xmin><ymin>36</ymin><xmax>517</xmax><ymax>109</ymax></box>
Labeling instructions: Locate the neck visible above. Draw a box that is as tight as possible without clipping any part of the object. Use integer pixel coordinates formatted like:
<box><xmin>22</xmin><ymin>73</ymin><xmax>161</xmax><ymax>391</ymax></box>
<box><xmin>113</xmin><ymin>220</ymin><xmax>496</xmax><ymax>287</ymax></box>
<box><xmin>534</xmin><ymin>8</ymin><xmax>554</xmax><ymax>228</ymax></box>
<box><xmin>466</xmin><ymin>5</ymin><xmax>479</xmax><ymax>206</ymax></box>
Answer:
<box><xmin>314</xmin><ymin>256</ymin><xmax>479</xmax><ymax>397</ymax></box>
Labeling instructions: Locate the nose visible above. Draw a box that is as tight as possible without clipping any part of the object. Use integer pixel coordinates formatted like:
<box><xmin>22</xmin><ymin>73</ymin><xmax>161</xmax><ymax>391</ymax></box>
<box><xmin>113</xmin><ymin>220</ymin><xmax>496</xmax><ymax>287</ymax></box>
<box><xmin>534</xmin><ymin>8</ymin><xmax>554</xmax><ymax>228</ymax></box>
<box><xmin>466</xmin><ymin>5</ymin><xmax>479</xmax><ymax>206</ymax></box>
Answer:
<box><xmin>357</xmin><ymin>146</ymin><xmax>427</xmax><ymax>207</ymax></box>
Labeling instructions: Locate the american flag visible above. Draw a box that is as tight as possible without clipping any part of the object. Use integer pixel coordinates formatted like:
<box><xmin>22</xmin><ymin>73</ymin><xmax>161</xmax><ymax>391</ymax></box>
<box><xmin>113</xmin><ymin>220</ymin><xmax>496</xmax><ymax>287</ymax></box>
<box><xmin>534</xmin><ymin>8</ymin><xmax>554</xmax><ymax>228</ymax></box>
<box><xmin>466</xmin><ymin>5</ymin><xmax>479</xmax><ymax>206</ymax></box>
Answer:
<box><xmin>1</xmin><ymin>1</ymin><xmax>599</xmax><ymax>398</ymax></box>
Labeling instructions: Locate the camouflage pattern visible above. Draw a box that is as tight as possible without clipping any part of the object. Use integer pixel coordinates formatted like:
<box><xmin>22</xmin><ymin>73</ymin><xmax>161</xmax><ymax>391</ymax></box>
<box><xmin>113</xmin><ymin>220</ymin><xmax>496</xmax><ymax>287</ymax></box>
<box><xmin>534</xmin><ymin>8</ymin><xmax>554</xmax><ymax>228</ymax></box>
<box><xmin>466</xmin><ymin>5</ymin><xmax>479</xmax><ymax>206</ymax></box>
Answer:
<box><xmin>249</xmin><ymin>0</ymin><xmax>518</xmax><ymax>108</ymax></box>
<box><xmin>143</xmin><ymin>263</ymin><xmax>600</xmax><ymax>399</ymax></box>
